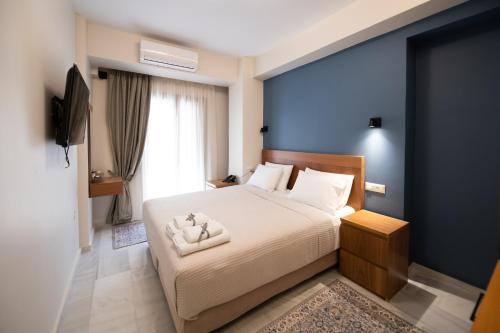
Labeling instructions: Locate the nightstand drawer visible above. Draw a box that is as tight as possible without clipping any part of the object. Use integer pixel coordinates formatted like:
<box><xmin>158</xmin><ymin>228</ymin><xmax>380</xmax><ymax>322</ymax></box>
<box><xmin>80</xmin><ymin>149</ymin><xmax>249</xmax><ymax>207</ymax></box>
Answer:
<box><xmin>340</xmin><ymin>224</ymin><xmax>388</xmax><ymax>268</ymax></box>
<box><xmin>340</xmin><ymin>249</ymin><xmax>387</xmax><ymax>298</ymax></box>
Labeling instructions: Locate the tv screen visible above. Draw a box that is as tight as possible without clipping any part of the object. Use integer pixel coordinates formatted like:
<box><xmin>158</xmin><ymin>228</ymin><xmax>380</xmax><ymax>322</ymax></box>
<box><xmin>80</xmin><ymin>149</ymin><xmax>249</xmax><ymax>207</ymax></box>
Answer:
<box><xmin>54</xmin><ymin>64</ymin><xmax>89</xmax><ymax>147</ymax></box>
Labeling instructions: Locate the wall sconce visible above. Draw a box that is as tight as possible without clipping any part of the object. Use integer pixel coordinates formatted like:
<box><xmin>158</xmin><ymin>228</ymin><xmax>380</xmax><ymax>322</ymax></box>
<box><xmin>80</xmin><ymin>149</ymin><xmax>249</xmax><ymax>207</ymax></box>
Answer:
<box><xmin>369</xmin><ymin>117</ymin><xmax>382</xmax><ymax>128</ymax></box>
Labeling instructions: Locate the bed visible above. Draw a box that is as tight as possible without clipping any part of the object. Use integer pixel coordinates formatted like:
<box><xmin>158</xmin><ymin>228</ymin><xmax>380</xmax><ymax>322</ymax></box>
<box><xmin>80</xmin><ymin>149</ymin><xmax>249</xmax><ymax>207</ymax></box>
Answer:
<box><xmin>143</xmin><ymin>149</ymin><xmax>365</xmax><ymax>333</ymax></box>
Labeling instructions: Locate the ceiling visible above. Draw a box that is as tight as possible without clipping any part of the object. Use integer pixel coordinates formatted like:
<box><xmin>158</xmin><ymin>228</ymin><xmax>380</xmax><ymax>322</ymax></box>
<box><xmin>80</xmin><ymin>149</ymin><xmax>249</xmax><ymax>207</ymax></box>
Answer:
<box><xmin>72</xmin><ymin>0</ymin><xmax>354</xmax><ymax>57</ymax></box>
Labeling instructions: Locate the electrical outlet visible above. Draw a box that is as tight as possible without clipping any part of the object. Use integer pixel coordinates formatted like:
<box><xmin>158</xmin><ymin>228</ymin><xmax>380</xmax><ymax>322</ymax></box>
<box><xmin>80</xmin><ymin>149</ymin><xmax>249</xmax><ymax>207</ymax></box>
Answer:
<box><xmin>365</xmin><ymin>182</ymin><xmax>386</xmax><ymax>194</ymax></box>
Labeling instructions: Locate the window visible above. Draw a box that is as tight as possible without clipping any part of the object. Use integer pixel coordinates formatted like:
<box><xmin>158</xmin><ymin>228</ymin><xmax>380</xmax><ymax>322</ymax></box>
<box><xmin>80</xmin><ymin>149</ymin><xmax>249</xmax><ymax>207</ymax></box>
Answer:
<box><xmin>143</xmin><ymin>94</ymin><xmax>205</xmax><ymax>200</ymax></box>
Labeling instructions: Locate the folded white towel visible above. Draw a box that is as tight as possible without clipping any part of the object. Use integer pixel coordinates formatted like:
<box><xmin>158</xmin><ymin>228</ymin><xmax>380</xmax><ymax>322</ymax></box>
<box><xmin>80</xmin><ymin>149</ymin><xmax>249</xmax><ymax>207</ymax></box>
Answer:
<box><xmin>165</xmin><ymin>221</ymin><xmax>181</xmax><ymax>239</ymax></box>
<box><xmin>174</xmin><ymin>212</ymin><xmax>210</xmax><ymax>229</ymax></box>
<box><xmin>172</xmin><ymin>228</ymin><xmax>230</xmax><ymax>256</ymax></box>
<box><xmin>182</xmin><ymin>220</ymin><xmax>223</xmax><ymax>244</ymax></box>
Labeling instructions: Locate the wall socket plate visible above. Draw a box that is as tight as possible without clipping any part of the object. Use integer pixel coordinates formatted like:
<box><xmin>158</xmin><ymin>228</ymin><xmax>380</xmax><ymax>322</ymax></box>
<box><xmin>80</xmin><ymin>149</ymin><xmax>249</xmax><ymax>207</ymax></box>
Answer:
<box><xmin>365</xmin><ymin>182</ymin><xmax>386</xmax><ymax>194</ymax></box>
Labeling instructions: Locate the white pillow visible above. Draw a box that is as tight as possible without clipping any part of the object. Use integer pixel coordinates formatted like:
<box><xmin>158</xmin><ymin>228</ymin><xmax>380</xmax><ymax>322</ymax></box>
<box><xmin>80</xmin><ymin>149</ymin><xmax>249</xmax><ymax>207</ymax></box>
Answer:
<box><xmin>288</xmin><ymin>171</ymin><xmax>340</xmax><ymax>213</ymax></box>
<box><xmin>265</xmin><ymin>162</ymin><xmax>294</xmax><ymax>191</ymax></box>
<box><xmin>305</xmin><ymin>168</ymin><xmax>354</xmax><ymax>209</ymax></box>
<box><xmin>247</xmin><ymin>164</ymin><xmax>283</xmax><ymax>192</ymax></box>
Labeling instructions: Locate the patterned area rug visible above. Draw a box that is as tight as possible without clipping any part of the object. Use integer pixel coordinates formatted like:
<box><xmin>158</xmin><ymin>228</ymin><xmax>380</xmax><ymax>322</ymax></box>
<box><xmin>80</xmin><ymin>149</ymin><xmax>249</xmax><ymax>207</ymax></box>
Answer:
<box><xmin>258</xmin><ymin>280</ymin><xmax>424</xmax><ymax>333</ymax></box>
<box><xmin>112</xmin><ymin>221</ymin><xmax>147</xmax><ymax>249</ymax></box>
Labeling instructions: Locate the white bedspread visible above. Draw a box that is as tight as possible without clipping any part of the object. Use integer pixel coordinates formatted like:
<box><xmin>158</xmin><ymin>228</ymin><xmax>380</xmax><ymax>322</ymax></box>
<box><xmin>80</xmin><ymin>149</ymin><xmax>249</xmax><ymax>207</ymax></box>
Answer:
<box><xmin>143</xmin><ymin>185</ymin><xmax>348</xmax><ymax>320</ymax></box>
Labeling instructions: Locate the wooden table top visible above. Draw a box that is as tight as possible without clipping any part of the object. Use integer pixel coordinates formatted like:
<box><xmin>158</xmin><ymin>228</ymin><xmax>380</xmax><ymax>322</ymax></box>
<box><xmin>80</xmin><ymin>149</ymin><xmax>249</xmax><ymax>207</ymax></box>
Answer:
<box><xmin>206</xmin><ymin>179</ymin><xmax>238</xmax><ymax>188</ymax></box>
<box><xmin>341</xmin><ymin>209</ymin><xmax>408</xmax><ymax>238</ymax></box>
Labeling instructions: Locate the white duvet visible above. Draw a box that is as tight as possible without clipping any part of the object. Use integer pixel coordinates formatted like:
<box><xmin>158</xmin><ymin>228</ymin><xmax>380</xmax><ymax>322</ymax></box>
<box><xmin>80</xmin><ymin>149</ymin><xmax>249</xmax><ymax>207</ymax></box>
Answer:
<box><xmin>143</xmin><ymin>184</ymin><xmax>352</xmax><ymax>320</ymax></box>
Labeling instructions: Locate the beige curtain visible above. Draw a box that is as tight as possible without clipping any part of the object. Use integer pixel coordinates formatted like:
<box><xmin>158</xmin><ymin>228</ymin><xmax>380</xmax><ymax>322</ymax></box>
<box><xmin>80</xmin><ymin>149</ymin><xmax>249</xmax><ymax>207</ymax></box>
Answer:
<box><xmin>106</xmin><ymin>70</ymin><xmax>151</xmax><ymax>224</ymax></box>
<box><xmin>142</xmin><ymin>77</ymin><xmax>228</xmax><ymax>200</ymax></box>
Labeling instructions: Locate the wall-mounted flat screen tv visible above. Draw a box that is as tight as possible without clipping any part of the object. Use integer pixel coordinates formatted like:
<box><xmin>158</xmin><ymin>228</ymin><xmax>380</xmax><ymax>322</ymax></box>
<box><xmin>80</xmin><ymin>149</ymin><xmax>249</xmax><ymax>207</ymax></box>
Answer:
<box><xmin>52</xmin><ymin>64</ymin><xmax>89</xmax><ymax>148</ymax></box>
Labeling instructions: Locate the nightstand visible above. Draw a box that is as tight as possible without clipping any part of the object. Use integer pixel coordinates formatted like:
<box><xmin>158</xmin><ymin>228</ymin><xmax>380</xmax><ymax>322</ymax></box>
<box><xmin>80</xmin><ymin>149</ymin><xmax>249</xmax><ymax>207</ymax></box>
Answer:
<box><xmin>205</xmin><ymin>179</ymin><xmax>239</xmax><ymax>190</ymax></box>
<box><xmin>340</xmin><ymin>209</ymin><xmax>409</xmax><ymax>300</ymax></box>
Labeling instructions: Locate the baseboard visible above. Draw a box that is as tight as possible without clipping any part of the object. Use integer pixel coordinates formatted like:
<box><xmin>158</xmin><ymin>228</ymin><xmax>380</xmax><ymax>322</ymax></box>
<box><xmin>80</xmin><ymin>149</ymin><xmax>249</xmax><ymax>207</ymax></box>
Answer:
<box><xmin>89</xmin><ymin>225</ymin><xmax>95</xmax><ymax>246</ymax></box>
<box><xmin>93</xmin><ymin>217</ymin><xmax>106</xmax><ymax>228</ymax></box>
<box><xmin>52</xmin><ymin>247</ymin><xmax>81</xmax><ymax>333</ymax></box>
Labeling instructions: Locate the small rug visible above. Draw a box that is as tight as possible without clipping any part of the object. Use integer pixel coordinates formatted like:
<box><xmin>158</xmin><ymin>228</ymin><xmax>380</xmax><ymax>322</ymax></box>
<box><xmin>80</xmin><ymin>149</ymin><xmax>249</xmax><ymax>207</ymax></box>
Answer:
<box><xmin>258</xmin><ymin>279</ymin><xmax>424</xmax><ymax>333</ymax></box>
<box><xmin>112</xmin><ymin>221</ymin><xmax>147</xmax><ymax>249</ymax></box>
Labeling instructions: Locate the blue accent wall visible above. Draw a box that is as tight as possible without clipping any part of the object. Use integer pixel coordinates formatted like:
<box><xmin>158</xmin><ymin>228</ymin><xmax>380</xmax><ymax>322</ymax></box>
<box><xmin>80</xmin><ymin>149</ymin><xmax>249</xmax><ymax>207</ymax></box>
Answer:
<box><xmin>264</xmin><ymin>33</ymin><xmax>408</xmax><ymax>218</ymax></box>
<box><xmin>263</xmin><ymin>0</ymin><xmax>500</xmax><ymax>287</ymax></box>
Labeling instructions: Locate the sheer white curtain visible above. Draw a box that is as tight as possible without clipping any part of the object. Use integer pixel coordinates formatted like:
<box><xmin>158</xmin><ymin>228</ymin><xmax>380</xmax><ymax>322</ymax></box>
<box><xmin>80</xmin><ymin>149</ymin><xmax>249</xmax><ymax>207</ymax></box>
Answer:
<box><xmin>142</xmin><ymin>77</ymin><xmax>228</xmax><ymax>201</ymax></box>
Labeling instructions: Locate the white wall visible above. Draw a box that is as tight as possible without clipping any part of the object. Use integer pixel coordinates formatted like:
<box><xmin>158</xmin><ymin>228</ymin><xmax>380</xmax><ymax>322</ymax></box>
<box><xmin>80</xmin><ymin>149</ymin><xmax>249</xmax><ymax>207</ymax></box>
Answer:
<box><xmin>228</xmin><ymin>57</ymin><xmax>263</xmax><ymax>180</ymax></box>
<box><xmin>75</xmin><ymin>14</ymin><xmax>94</xmax><ymax>248</ymax></box>
<box><xmin>242</xmin><ymin>58</ymin><xmax>264</xmax><ymax>176</ymax></box>
<box><xmin>0</xmin><ymin>0</ymin><xmax>80</xmax><ymax>332</ymax></box>
<box><xmin>228</xmin><ymin>66</ymin><xmax>244</xmax><ymax>177</ymax></box>
<box><xmin>89</xmin><ymin>78</ymin><xmax>114</xmax><ymax>226</ymax></box>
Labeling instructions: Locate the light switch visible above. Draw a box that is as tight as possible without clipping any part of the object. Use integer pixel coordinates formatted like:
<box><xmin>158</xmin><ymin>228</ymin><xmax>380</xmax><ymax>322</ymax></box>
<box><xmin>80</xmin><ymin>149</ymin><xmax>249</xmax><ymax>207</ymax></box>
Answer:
<box><xmin>365</xmin><ymin>182</ymin><xmax>386</xmax><ymax>194</ymax></box>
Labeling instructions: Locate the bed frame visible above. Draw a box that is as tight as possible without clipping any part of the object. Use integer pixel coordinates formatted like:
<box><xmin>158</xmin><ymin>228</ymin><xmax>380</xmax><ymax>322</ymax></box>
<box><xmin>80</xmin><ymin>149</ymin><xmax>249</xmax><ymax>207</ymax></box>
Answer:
<box><xmin>153</xmin><ymin>149</ymin><xmax>365</xmax><ymax>333</ymax></box>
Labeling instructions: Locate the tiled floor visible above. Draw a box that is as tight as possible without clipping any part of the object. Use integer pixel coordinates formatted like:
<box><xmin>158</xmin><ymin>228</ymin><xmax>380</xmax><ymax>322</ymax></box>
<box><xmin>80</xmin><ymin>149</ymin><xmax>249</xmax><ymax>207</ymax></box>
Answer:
<box><xmin>57</xmin><ymin>226</ymin><xmax>482</xmax><ymax>333</ymax></box>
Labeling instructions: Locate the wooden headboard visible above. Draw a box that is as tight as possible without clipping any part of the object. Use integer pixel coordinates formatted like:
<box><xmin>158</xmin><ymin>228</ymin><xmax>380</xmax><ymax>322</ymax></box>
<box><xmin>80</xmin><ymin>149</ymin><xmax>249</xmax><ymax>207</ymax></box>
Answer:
<box><xmin>262</xmin><ymin>149</ymin><xmax>365</xmax><ymax>211</ymax></box>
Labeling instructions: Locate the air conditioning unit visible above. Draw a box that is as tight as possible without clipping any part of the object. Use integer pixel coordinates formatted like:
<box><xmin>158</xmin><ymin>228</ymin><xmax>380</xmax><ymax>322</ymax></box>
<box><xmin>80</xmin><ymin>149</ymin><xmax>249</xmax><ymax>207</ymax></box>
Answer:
<box><xmin>139</xmin><ymin>40</ymin><xmax>198</xmax><ymax>72</ymax></box>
